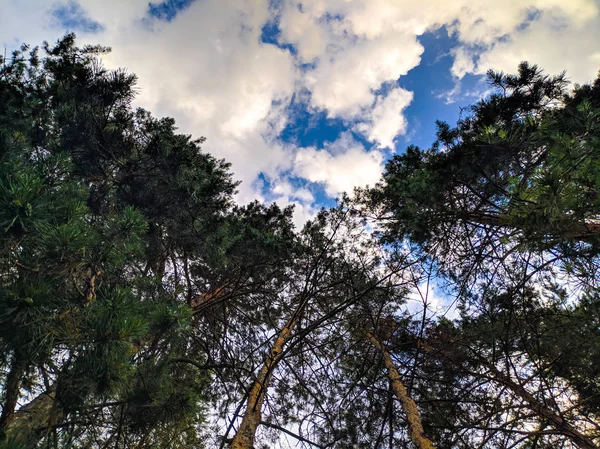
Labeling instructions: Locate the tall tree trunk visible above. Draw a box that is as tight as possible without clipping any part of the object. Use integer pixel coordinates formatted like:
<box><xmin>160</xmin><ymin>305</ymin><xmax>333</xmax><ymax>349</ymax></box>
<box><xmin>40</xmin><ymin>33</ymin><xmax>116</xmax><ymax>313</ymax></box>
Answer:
<box><xmin>483</xmin><ymin>362</ymin><xmax>598</xmax><ymax>449</ymax></box>
<box><xmin>364</xmin><ymin>331</ymin><xmax>436</xmax><ymax>449</ymax></box>
<box><xmin>229</xmin><ymin>318</ymin><xmax>297</xmax><ymax>449</ymax></box>
<box><xmin>422</xmin><ymin>341</ymin><xmax>599</xmax><ymax>449</ymax></box>
<box><xmin>146</xmin><ymin>223</ymin><xmax>167</xmax><ymax>280</ymax></box>
<box><xmin>4</xmin><ymin>384</ymin><xmax>64</xmax><ymax>446</ymax></box>
<box><xmin>0</xmin><ymin>354</ymin><xmax>26</xmax><ymax>438</ymax></box>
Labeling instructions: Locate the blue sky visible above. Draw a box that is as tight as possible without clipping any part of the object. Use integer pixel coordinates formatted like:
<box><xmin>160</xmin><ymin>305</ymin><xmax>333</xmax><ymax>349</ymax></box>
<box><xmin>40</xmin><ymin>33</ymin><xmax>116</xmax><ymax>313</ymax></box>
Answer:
<box><xmin>147</xmin><ymin>0</ymin><xmax>196</xmax><ymax>22</ymax></box>
<box><xmin>2</xmin><ymin>0</ymin><xmax>599</xmax><ymax>224</ymax></box>
<box><xmin>50</xmin><ymin>1</ymin><xmax>104</xmax><ymax>32</ymax></box>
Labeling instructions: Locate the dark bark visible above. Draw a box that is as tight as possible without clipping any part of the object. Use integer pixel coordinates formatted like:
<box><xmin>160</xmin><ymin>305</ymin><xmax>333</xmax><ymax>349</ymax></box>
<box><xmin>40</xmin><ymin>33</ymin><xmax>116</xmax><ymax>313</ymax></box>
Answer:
<box><xmin>483</xmin><ymin>362</ymin><xmax>599</xmax><ymax>449</ymax></box>
<box><xmin>0</xmin><ymin>354</ymin><xmax>26</xmax><ymax>438</ymax></box>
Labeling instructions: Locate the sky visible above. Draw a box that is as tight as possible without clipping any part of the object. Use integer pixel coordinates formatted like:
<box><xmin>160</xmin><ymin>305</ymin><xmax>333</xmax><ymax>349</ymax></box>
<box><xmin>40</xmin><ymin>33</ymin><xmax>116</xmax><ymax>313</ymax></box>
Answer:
<box><xmin>1</xmin><ymin>0</ymin><xmax>600</xmax><ymax>226</ymax></box>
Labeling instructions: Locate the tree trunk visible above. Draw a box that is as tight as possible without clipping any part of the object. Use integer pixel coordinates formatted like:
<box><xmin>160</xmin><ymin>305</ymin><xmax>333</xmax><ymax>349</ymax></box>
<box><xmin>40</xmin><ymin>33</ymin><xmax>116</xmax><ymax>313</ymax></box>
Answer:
<box><xmin>364</xmin><ymin>331</ymin><xmax>436</xmax><ymax>449</ymax></box>
<box><xmin>420</xmin><ymin>340</ymin><xmax>599</xmax><ymax>449</ymax></box>
<box><xmin>146</xmin><ymin>223</ymin><xmax>167</xmax><ymax>280</ymax></box>
<box><xmin>4</xmin><ymin>385</ymin><xmax>64</xmax><ymax>446</ymax></box>
<box><xmin>483</xmin><ymin>362</ymin><xmax>599</xmax><ymax>449</ymax></box>
<box><xmin>229</xmin><ymin>318</ymin><xmax>296</xmax><ymax>449</ymax></box>
<box><xmin>0</xmin><ymin>354</ymin><xmax>26</xmax><ymax>438</ymax></box>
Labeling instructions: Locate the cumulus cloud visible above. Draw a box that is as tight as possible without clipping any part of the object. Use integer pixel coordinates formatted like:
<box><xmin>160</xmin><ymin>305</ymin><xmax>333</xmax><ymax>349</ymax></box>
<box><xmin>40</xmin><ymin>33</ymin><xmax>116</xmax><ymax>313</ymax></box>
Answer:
<box><xmin>305</xmin><ymin>32</ymin><xmax>422</xmax><ymax>118</ymax></box>
<box><xmin>1</xmin><ymin>0</ymin><xmax>599</xmax><ymax>224</ymax></box>
<box><xmin>356</xmin><ymin>87</ymin><xmax>414</xmax><ymax>149</ymax></box>
<box><xmin>446</xmin><ymin>0</ymin><xmax>599</xmax><ymax>83</ymax></box>
<box><xmin>463</xmin><ymin>9</ymin><xmax>600</xmax><ymax>83</ymax></box>
<box><xmin>278</xmin><ymin>3</ymin><xmax>423</xmax><ymax>118</ymax></box>
<box><xmin>97</xmin><ymin>0</ymin><xmax>297</xmax><ymax>202</ymax></box>
<box><xmin>278</xmin><ymin>2</ymin><xmax>327</xmax><ymax>63</ymax></box>
<box><xmin>272</xmin><ymin>181</ymin><xmax>315</xmax><ymax>204</ymax></box>
<box><xmin>2</xmin><ymin>0</ymin><xmax>298</xmax><ymax>203</ymax></box>
<box><xmin>293</xmin><ymin>133</ymin><xmax>384</xmax><ymax>197</ymax></box>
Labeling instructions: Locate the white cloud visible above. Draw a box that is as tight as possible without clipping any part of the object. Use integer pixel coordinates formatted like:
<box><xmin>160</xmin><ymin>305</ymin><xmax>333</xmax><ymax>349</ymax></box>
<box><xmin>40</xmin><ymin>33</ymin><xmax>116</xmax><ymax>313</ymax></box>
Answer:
<box><xmin>1</xmin><ymin>0</ymin><xmax>599</xmax><ymax>225</ymax></box>
<box><xmin>465</xmin><ymin>9</ymin><xmax>600</xmax><ymax>84</ymax></box>
<box><xmin>450</xmin><ymin>47</ymin><xmax>477</xmax><ymax>79</ymax></box>
<box><xmin>356</xmin><ymin>87</ymin><xmax>414</xmax><ymax>149</ymax></box>
<box><xmin>448</xmin><ymin>0</ymin><xmax>600</xmax><ymax>83</ymax></box>
<box><xmin>279</xmin><ymin>3</ymin><xmax>424</xmax><ymax>119</ymax></box>
<box><xmin>1</xmin><ymin>0</ymin><xmax>298</xmax><ymax>202</ymax></box>
<box><xmin>266</xmin><ymin>179</ymin><xmax>319</xmax><ymax>228</ymax></box>
<box><xmin>278</xmin><ymin>3</ymin><xmax>327</xmax><ymax>62</ymax></box>
<box><xmin>293</xmin><ymin>133</ymin><xmax>384</xmax><ymax>197</ymax></box>
<box><xmin>272</xmin><ymin>181</ymin><xmax>315</xmax><ymax>204</ymax></box>
<box><xmin>0</xmin><ymin>0</ymin><xmax>57</xmax><ymax>48</ymax></box>
<box><xmin>306</xmin><ymin>32</ymin><xmax>422</xmax><ymax>118</ymax></box>
<box><xmin>96</xmin><ymin>0</ymin><xmax>298</xmax><ymax>202</ymax></box>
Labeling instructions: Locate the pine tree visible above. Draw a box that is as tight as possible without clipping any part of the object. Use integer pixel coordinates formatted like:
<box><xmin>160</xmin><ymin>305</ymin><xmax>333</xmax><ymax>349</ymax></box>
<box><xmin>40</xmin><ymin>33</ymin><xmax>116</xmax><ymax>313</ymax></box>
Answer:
<box><xmin>0</xmin><ymin>35</ymin><xmax>234</xmax><ymax>448</ymax></box>
<box><xmin>363</xmin><ymin>64</ymin><xmax>600</xmax><ymax>448</ymax></box>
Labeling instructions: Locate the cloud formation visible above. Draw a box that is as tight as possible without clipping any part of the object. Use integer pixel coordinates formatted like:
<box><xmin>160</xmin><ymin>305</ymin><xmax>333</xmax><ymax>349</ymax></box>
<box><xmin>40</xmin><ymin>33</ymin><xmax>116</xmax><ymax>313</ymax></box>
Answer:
<box><xmin>293</xmin><ymin>133</ymin><xmax>384</xmax><ymax>197</ymax></box>
<box><xmin>356</xmin><ymin>87</ymin><xmax>414</xmax><ymax>150</ymax></box>
<box><xmin>1</xmin><ymin>0</ymin><xmax>599</xmax><ymax>223</ymax></box>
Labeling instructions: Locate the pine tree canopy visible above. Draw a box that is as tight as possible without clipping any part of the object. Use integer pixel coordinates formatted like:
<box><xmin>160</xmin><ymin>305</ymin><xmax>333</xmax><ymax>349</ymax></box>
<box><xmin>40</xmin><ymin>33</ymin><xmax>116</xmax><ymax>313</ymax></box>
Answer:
<box><xmin>1</xmin><ymin>35</ymin><xmax>599</xmax><ymax>449</ymax></box>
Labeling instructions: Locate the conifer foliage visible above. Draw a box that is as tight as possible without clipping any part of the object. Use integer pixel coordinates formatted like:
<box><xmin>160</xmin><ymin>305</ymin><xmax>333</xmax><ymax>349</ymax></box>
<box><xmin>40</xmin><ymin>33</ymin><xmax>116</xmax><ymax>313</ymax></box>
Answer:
<box><xmin>0</xmin><ymin>35</ymin><xmax>232</xmax><ymax>448</ymax></box>
<box><xmin>1</xmin><ymin>35</ymin><xmax>599</xmax><ymax>449</ymax></box>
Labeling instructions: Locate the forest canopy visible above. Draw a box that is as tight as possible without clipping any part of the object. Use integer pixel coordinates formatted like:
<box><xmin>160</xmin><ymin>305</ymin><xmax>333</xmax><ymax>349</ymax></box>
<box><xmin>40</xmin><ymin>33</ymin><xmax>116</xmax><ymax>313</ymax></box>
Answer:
<box><xmin>1</xmin><ymin>34</ymin><xmax>599</xmax><ymax>449</ymax></box>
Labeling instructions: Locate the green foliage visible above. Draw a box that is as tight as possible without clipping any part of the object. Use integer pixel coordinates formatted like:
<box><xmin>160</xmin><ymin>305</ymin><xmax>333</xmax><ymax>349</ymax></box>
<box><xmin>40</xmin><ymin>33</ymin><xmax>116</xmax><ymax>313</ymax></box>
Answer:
<box><xmin>372</xmin><ymin>63</ymin><xmax>600</xmax><ymax>256</ymax></box>
<box><xmin>2</xmin><ymin>32</ymin><xmax>599</xmax><ymax>449</ymax></box>
<box><xmin>364</xmin><ymin>64</ymin><xmax>600</xmax><ymax>448</ymax></box>
<box><xmin>0</xmin><ymin>34</ymin><xmax>234</xmax><ymax>447</ymax></box>
<box><xmin>123</xmin><ymin>360</ymin><xmax>207</xmax><ymax>433</ymax></box>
